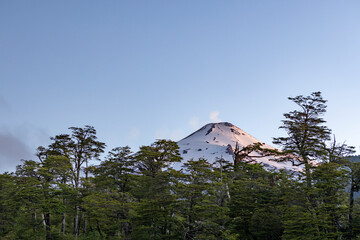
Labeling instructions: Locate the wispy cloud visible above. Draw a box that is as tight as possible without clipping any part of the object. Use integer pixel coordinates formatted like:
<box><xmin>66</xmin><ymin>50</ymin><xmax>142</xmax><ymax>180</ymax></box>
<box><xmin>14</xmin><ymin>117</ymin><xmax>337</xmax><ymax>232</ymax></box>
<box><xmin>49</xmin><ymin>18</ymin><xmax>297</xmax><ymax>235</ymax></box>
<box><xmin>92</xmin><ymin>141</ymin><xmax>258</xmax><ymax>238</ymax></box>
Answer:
<box><xmin>0</xmin><ymin>132</ymin><xmax>32</xmax><ymax>172</ymax></box>
<box><xmin>209</xmin><ymin>111</ymin><xmax>221</xmax><ymax>122</ymax></box>
<box><xmin>0</xmin><ymin>124</ymin><xmax>50</xmax><ymax>173</ymax></box>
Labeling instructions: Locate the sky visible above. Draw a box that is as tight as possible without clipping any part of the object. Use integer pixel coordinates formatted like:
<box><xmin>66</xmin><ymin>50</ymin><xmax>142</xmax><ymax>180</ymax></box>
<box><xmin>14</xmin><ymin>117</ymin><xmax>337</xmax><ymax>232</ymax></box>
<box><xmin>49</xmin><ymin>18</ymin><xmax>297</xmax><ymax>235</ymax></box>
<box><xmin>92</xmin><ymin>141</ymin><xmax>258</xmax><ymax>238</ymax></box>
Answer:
<box><xmin>1</xmin><ymin>1</ymin><xmax>360</xmax><ymax>172</ymax></box>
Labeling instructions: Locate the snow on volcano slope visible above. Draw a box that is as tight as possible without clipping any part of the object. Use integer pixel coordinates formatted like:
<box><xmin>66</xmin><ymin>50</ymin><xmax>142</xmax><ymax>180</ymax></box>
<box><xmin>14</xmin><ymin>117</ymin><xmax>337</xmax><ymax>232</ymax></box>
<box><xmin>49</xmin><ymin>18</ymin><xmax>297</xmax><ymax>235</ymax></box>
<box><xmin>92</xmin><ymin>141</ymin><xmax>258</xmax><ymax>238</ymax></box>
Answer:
<box><xmin>176</xmin><ymin>122</ymin><xmax>300</xmax><ymax>171</ymax></box>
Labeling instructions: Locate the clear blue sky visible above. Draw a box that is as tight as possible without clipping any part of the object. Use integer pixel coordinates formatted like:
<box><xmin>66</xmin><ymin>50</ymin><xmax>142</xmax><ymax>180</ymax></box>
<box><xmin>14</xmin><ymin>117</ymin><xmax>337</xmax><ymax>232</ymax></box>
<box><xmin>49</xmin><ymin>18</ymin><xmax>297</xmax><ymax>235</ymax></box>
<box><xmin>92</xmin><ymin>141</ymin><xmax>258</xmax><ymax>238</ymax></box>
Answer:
<box><xmin>1</xmin><ymin>1</ymin><xmax>360</xmax><ymax>172</ymax></box>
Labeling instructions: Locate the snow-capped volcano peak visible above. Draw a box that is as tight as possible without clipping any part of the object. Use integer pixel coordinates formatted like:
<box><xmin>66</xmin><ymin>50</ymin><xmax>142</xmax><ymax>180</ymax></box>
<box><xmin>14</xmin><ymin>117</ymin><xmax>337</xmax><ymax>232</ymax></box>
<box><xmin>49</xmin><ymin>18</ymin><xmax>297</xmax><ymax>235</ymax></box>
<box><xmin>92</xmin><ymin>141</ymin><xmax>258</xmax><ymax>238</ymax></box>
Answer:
<box><xmin>177</xmin><ymin>122</ymin><xmax>299</xmax><ymax>171</ymax></box>
<box><xmin>180</xmin><ymin>122</ymin><xmax>270</xmax><ymax>149</ymax></box>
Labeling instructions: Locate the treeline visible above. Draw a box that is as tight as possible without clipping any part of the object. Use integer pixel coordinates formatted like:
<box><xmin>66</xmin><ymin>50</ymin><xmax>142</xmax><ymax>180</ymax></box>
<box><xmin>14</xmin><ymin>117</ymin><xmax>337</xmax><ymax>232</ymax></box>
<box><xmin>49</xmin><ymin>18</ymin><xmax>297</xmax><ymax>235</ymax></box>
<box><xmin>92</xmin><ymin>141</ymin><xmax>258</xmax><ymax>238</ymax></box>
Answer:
<box><xmin>1</xmin><ymin>92</ymin><xmax>360</xmax><ymax>240</ymax></box>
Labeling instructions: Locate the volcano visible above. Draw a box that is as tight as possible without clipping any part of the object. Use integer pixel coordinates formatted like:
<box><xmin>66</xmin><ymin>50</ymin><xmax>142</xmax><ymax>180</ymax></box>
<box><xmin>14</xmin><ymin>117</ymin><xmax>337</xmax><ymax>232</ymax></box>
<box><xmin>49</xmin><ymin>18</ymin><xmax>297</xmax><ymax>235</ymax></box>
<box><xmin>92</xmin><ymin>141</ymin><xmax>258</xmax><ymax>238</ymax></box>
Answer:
<box><xmin>176</xmin><ymin>122</ymin><xmax>299</xmax><ymax>171</ymax></box>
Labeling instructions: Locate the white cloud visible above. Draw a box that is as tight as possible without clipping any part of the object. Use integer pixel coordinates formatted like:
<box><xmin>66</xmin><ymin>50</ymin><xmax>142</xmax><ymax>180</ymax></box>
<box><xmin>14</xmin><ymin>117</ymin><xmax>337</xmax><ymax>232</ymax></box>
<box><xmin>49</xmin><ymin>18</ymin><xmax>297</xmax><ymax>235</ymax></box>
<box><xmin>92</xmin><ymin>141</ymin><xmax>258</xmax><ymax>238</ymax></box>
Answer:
<box><xmin>129</xmin><ymin>127</ymin><xmax>140</xmax><ymax>140</ymax></box>
<box><xmin>209</xmin><ymin>111</ymin><xmax>221</xmax><ymax>122</ymax></box>
<box><xmin>189</xmin><ymin>117</ymin><xmax>200</xmax><ymax>129</ymax></box>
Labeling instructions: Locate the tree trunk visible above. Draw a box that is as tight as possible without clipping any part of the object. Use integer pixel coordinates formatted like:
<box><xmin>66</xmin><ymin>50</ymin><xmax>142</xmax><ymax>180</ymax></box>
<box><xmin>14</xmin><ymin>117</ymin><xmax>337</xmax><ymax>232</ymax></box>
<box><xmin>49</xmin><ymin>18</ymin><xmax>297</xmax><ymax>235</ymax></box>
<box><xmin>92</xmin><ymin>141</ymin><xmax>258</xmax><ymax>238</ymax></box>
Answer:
<box><xmin>97</xmin><ymin>220</ymin><xmax>103</xmax><ymax>238</ymax></box>
<box><xmin>33</xmin><ymin>210</ymin><xmax>38</xmax><ymax>233</ymax></box>
<box><xmin>41</xmin><ymin>213</ymin><xmax>46</xmax><ymax>228</ymax></box>
<box><xmin>45</xmin><ymin>212</ymin><xmax>51</xmax><ymax>240</ymax></box>
<box><xmin>187</xmin><ymin>200</ymin><xmax>194</xmax><ymax>240</ymax></box>
<box><xmin>349</xmin><ymin>178</ymin><xmax>355</xmax><ymax>239</ymax></box>
<box><xmin>61</xmin><ymin>212</ymin><xmax>66</xmax><ymax>235</ymax></box>
<box><xmin>83</xmin><ymin>213</ymin><xmax>87</xmax><ymax>237</ymax></box>
<box><xmin>74</xmin><ymin>205</ymin><xmax>80</xmax><ymax>236</ymax></box>
<box><xmin>304</xmin><ymin>161</ymin><xmax>312</xmax><ymax>188</ymax></box>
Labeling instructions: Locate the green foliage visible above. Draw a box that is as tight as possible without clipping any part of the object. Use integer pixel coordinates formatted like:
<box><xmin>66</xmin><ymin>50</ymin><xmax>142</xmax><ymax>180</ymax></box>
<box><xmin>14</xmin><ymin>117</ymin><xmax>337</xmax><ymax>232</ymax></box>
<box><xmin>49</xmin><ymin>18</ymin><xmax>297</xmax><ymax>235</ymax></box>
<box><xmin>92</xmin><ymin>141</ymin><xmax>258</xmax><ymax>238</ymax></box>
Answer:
<box><xmin>281</xmin><ymin>162</ymin><xmax>349</xmax><ymax>240</ymax></box>
<box><xmin>83</xmin><ymin>146</ymin><xmax>136</xmax><ymax>239</ymax></box>
<box><xmin>136</xmin><ymin>139</ymin><xmax>182</xmax><ymax>177</ymax></box>
<box><xmin>273</xmin><ymin>91</ymin><xmax>331</xmax><ymax>188</ymax></box>
<box><xmin>92</xmin><ymin>146</ymin><xmax>135</xmax><ymax>193</ymax></box>
<box><xmin>175</xmin><ymin>158</ymin><xmax>229</xmax><ymax>239</ymax></box>
<box><xmin>131</xmin><ymin>140</ymin><xmax>182</xmax><ymax>239</ymax></box>
<box><xmin>83</xmin><ymin>191</ymin><xmax>128</xmax><ymax>238</ymax></box>
<box><xmin>0</xmin><ymin>173</ymin><xmax>20</xmax><ymax>238</ymax></box>
<box><xmin>228</xmin><ymin>162</ymin><xmax>283</xmax><ymax>239</ymax></box>
<box><xmin>273</xmin><ymin>92</ymin><xmax>354</xmax><ymax>239</ymax></box>
<box><xmin>2</xmin><ymin>93</ymin><xmax>360</xmax><ymax>240</ymax></box>
<box><xmin>130</xmin><ymin>172</ymin><xmax>179</xmax><ymax>239</ymax></box>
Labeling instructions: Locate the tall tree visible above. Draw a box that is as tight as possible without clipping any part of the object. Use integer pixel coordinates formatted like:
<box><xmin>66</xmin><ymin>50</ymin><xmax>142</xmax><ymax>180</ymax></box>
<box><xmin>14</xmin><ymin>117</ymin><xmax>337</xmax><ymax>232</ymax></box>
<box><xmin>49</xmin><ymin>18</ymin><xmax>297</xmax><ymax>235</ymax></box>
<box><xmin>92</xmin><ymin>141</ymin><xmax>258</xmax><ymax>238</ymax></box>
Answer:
<box><xmin>93</xmin><ymin>146</ymin><xmax>136</xmax><ymax>193</ymax></box>
<box><xmin>176</xmin><ymin>158</ymin><xmax>230</xmax><ymax>239</ymax></box>
<box><xmin>228</xmin><ymin>162</ymin><xmax>283</xmax><ymax>240</ymax></box>
<box><xmin>273</xmin><ymin>91</ymin><xmax>331</xmax><ymax>188</ymax></box>
<box><xmin>136</xmin><ymin>139</ymin><xmax>182</xmax><ymax>177</ymax></box>
<box><xmin>14</xmin><ymin>156</ymin><xmax>72</xmax><ymax>240</ymax></box>
<box><xmin>131</xmin><ymin>140</ymin><xmax>182</xmax><ymax>239</ymax></box>
<box><xmin>14</xmin><ymin>160</ymin><xmax>44</xmax><ymax>238</ymax></box>
<box><xmin>274</xmin><ymin>92</ymin><xmax>354</xmax><ymax>239</ymax></box>
<box><xmin>0</xmin><ymin>173</ymin><xmax>19</xmax><ymax>238</ymax></box>
<box><xmin>43</xmin><ymin>125</ymin><xmax>106</xmax><ymax>236</ymax></box>
<box><xmin>84</xmin><ymin>146</ymin><xmax>136</xmax><ymax>239</ymax></box>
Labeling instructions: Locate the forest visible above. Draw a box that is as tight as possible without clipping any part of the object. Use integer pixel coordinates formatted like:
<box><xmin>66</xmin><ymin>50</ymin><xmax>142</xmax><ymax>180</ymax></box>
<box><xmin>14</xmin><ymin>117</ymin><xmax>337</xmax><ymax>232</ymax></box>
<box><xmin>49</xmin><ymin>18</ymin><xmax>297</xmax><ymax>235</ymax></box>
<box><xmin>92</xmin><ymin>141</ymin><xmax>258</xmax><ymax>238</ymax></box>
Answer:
<box><xmin>1</xmin><ymin>92</ymin><xmax>360</xmax><ymax>240</ymax></box>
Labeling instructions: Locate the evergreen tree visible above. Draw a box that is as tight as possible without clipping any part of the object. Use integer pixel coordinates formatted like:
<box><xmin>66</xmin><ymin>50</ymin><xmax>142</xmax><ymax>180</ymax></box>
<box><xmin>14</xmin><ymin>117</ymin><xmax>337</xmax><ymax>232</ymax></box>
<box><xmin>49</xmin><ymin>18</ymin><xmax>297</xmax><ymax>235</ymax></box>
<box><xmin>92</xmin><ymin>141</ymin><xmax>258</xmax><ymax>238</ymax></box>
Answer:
<box><xmin>14</xmin><ymin>160</ymin><xmax>45</xmax><ymax>238</ymax></box>
<box><xmin>273</xmin><ymin>91</ymin><xmax>331</xmax><ymax>188</ymax></box>
<box><xmin>83</xmin><ymin>146</ymin><xmax>136</xmax><ymax>239</ymax></box>
<box><xmin>136</xmin><ymin>139</ymin><xmax>182</xmax><ymax>177</ymax></box>
<box><xmin>0</xmin><ymin>172</ymin><xmax>19</xmax><ymax>238</ymax></box>
<box><xmin>94</xmin><ymin>146</ymin><xmax>136</xmax><ymax>193</ymax></box>
<box><xmin>131</xmin><ymin>140</ymin><xmax>182</xmax><ymax>239</ymax></box>
<box><xmin>40</xmin><ymin>125</ymin><xmax>106</xmax><ymax>236</ymax></box>
<box><xmin>348</xmin><ymin>159</ymin><xmax>360</xmax><ymax>239</ymax></box>
<box><xmin>175</xmin><ymin>158</ymin><xmax>230</xmax><ymax>239</ymax></box>
<box><xmin>13</xmin><ymin>156</ymin><xmax>72</xmax><ymax>239</ymax></box>
<box><xmin>275</xmin><ymin>92</ymin><xmax>353</xmax><ymax>239</ymax></box>
<box><xmin>228</xmin><ymin>162</ymin><xmax>283</xmax><ymax>240</ymax></box>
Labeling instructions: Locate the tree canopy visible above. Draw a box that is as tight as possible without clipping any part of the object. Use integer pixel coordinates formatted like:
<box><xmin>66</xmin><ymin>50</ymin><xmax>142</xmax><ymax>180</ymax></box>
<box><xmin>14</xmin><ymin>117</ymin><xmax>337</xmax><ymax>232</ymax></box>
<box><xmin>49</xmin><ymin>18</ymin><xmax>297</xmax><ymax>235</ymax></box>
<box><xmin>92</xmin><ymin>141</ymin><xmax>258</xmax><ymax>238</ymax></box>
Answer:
<box><xmin>0</xmin><ymin>92</ymin><xmax>359</xmax><ymax>240</ymax></box>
